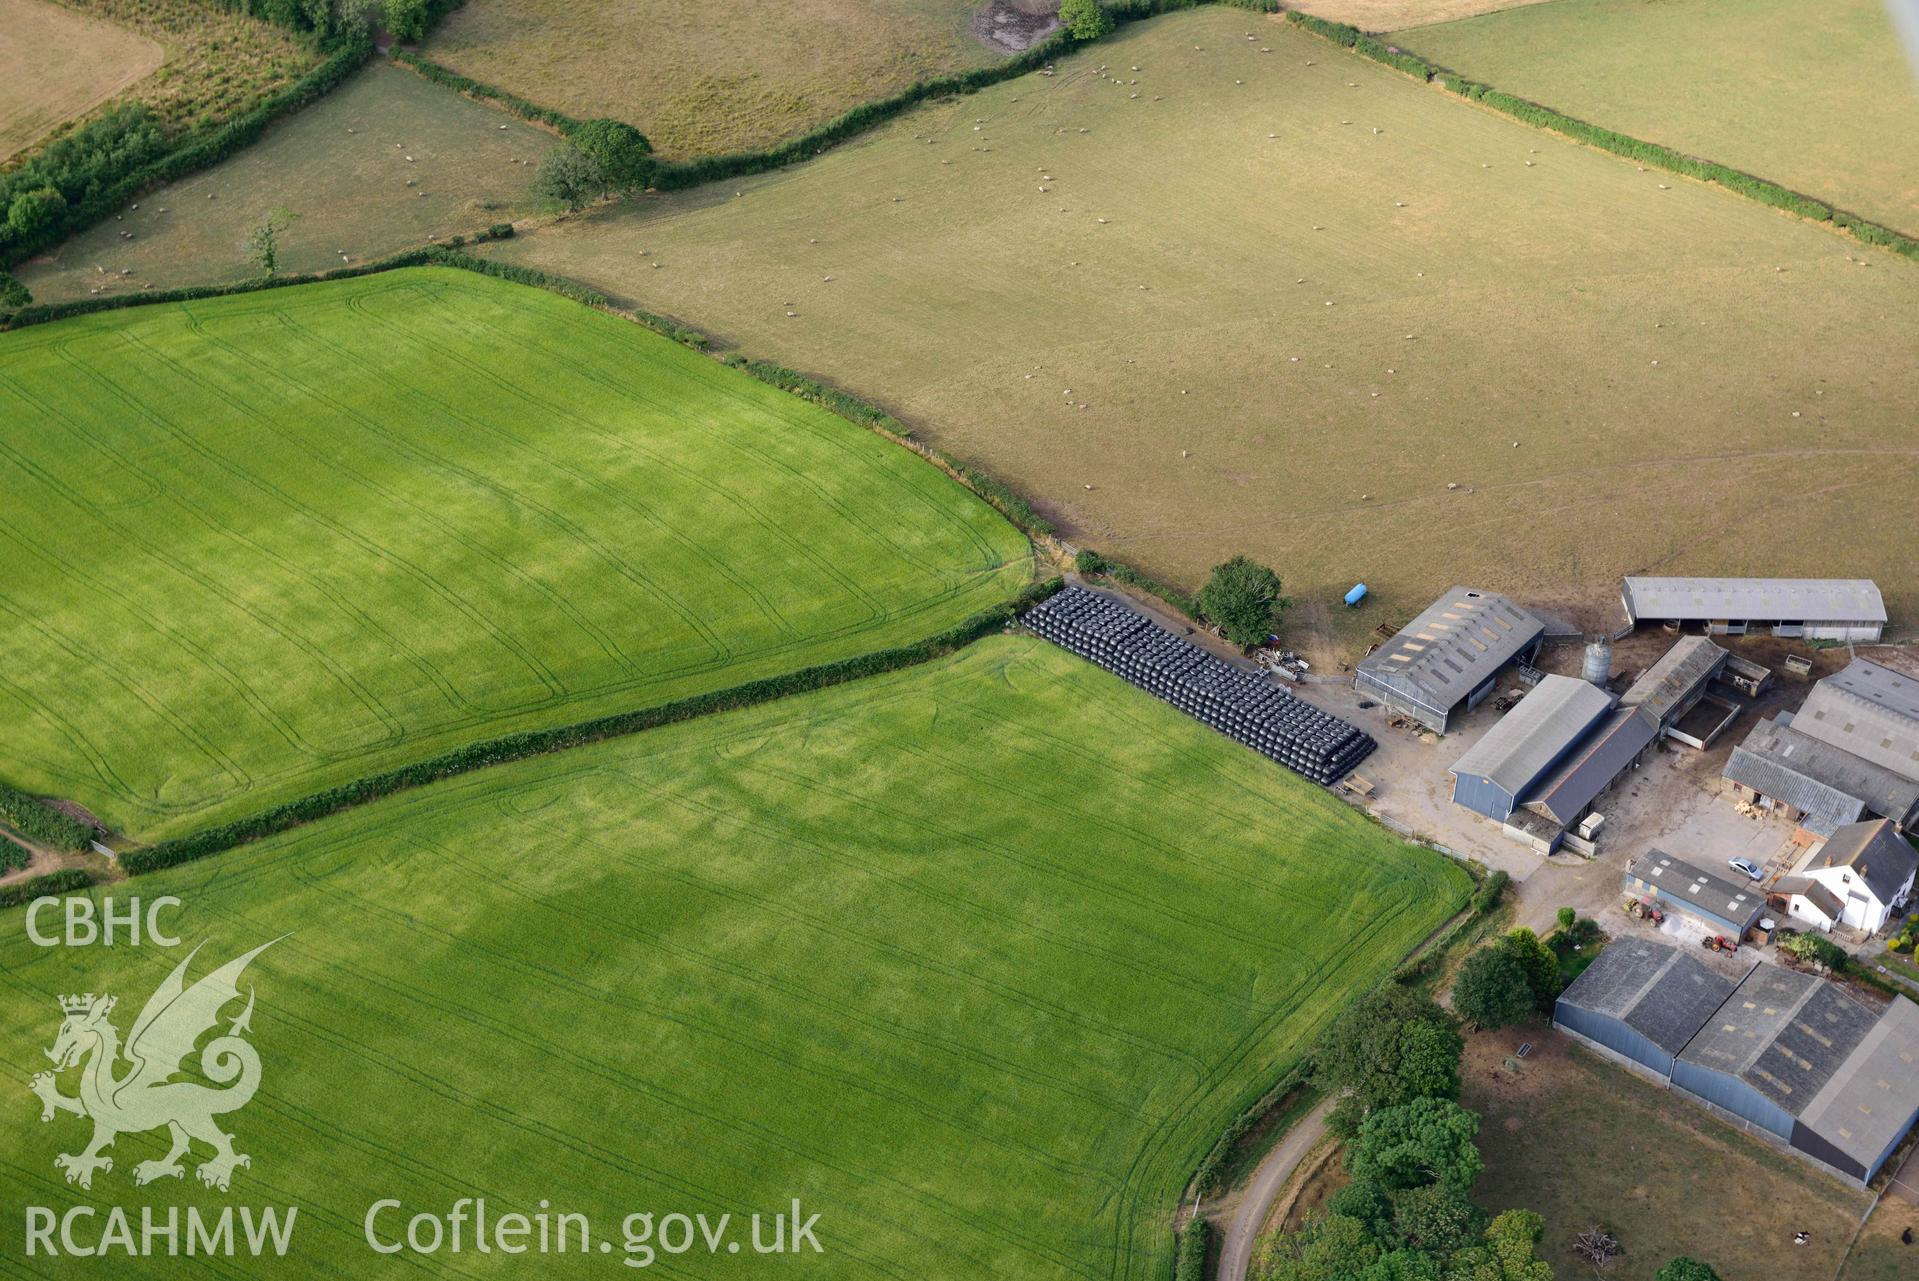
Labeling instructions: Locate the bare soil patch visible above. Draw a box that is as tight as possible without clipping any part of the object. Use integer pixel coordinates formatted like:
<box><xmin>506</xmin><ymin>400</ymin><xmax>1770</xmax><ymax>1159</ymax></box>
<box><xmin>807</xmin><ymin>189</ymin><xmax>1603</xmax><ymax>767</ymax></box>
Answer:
<box><xmin>0</xmin><ymin>0</ymin><xmax>162</xmax><ymax>161</ymax></box>
<box><xmin>972</xmin><ymin>0</ymin><xmax>1060</xmax><ymax>54</ymax></box>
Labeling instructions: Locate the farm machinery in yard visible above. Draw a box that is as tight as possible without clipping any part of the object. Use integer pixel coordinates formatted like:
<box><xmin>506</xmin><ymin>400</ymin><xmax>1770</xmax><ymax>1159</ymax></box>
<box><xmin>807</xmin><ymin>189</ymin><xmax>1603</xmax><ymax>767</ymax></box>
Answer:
<box><xmin>1623</xmin><ymin>897</ymin><xmax>1666</xmax><ymax>924</ymax></box>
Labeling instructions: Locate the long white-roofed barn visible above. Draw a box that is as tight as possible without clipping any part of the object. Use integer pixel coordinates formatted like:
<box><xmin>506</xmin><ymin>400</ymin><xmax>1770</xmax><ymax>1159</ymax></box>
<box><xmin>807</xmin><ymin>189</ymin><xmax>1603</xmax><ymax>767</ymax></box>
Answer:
<box><xmin>1620</xmin><ymin>577</ymin><xmax>1885</xmax><ymax>642</ymax></box>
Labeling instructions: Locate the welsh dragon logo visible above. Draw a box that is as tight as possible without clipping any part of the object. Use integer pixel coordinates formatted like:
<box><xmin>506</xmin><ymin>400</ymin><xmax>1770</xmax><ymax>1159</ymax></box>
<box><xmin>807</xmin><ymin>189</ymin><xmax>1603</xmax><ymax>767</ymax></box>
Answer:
<box><xmin>28</xmin><ymin>940</ymin><xmax>279</xmax><ymax>1193</ymax></box>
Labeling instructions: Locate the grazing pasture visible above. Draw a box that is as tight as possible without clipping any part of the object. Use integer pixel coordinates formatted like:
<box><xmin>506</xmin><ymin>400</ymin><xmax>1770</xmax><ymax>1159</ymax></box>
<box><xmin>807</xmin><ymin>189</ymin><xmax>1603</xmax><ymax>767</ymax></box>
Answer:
<box><xmin>0</xmin><ymin>0</ymin><xmax>163</xmax><ymax>161</ymax></box>
<box><xmin>0</xmin><ymin>267</ymin><xmax>1029</xmax><ymax>839</ymax></box>
<box><xmin>490</xmin><ymin>7</ymin><xmax>1919</xmax><ymax>652</ymax></box>
<box><xmin>17</xmin><ymin>62</ymin><xmax>553</xmax><ymax>300</ymax></box>
<box><xmin>1402</xmin><ymin>0</ymin><xmax>1919</xmax><ymax>234</ymax></box>
<box><xmin>1289</xmin><ymin>0</ymin><xmax>1554</xmax><ymax>32</ymax></box>
<box><xmin>0</xmin><ymin>636</ymin><xmax>1470</xmax><ymax>1279</ymax></box>
<box><xmin>423</xmin><ymin>0</ymin><xmax>1014</xmax><ymax>158</ymax></box>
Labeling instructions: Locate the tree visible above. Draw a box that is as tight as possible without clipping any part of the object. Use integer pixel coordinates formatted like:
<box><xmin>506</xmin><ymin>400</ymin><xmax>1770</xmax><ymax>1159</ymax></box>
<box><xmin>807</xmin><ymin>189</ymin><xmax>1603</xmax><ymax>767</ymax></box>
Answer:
<box><xmin>383</xmin><ymin>0</ymin><xmax>429</xmax><ymax>42</ymax></box>
<box><xmin>572</xmin><ymin>119</ymin><xmax>654</xmax><ymax>192</ymax></box>
<box><xmin>1655</xmin><ymin>1259</ymin><xmax>1721</xmax><ymax>1281</ymax></box>
<box><xmin>534</xmin><ymin>143</ymin><xmax>607</xmax><ymax>211</ymax></box>
<box><xmin>1316</xmin><ymin>984</ymin><xmax>1463</xmax><ymax>1136</ymax></box>
<box><xmin>1347</xmin><ymin>1098</ymin><xmax>1483</xmax><ymax>1194</ymax></box>
<box><xmin>1451</xmin><ymin>944</ymin><xmax>1536</xmax><ymax>1030</ymax></box>
<box><xmin>1058</xmin><ymin>0</ymin><xmax>1114</xmax><ymax>40</ymax></box>
<box><xmin>1391</xmin><ymin>1184</ymin><xmax>1486</xmax><ymax>1256</ymax></box>
<box><xmin>246</xmin><ymin>207</ymin><xmax>297</xmax><ymax>277</ymax></box>
<box><xmin>7</xmin><ymin>186</ymin><xmax>66</xmax><ymax>239</ymax></box>
<box><xmin>1556</xmin><ymin>907</ymin><xmax>1576</xmax><ymax>933</ymax></box>
<box><xmin>1325</xmin><ymin>1178</ymin><xmax>1393</xmax><ymax>1240</ymax></box>
<box><xmin>1197</xmin><ymin>555</ymin><xmax>1288</xmax><ymax>648</ymax></box>
<box><xmin>1446</xmin><ymin>1211</ymin><xmax>1553</xmax><ymax>1281</ymax></box>
<box><xmin>1503</xmin><ymin>928</ymin><xmax>1562</xmax><ymax>1012</ymax></box>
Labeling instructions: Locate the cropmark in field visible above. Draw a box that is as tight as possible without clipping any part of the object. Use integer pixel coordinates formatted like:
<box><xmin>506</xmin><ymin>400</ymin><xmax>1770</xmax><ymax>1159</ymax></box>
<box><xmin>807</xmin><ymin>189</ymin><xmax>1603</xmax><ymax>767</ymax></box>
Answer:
<box><xmin>0</xmin><ymin>267</ymin><xmax>1030</xmax><ymax>840</ymax></box>
<box><xmin>17</xmin><ymin>62</ymin><xmax>557</xmax><ymax>302</ymax></box>
<box><xmin>0</xmin><ymin>636</ymin><xmax>1469</xmax><ymax>1278</ymax></box>
<box><xmin>491</xmin><ymin>7</ymin><xmax>1919</xmax><ymax>653</ymax></box>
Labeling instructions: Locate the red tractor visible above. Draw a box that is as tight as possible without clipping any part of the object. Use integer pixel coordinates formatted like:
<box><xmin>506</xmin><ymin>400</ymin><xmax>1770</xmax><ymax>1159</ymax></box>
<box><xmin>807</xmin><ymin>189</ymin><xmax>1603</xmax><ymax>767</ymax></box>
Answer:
<box><xmin>1623</xmin><ymin>898</ymin><xmax>1666</xmax><ymax>924</ymax></box>
<box><xmin>1700</xmin><ymin>934</ymin><xmax>1739</xmax><ymax>954</ymax></box>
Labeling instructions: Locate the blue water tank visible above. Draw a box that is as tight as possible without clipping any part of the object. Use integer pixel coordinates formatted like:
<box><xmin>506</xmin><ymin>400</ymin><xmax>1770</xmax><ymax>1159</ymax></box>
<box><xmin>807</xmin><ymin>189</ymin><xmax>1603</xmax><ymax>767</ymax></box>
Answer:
<box><xmin>1344</xmin><ymin>583</ymin><xmax>1368</xmax><ymax>607</ymax></box>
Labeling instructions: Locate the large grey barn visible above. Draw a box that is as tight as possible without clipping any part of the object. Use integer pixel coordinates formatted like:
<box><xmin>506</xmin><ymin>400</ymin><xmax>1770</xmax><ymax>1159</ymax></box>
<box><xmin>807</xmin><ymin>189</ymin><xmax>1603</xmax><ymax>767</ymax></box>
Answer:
<box><xmin>1448</xmin><ymin>675</ymin><xmax>1612</xmax><ymax>825</ymax></box>
<box><xmin>1551</xmin><ymin>937</ymin><xmax>1734</xmax><ymax>1079</ymax></box>
<box><xmin>1620</xmin><ymin>577</ymin><xmax>1885</xmax><ymax>642</ymax></box>
<box><xmin>1725</xmin><ymin>658</ymin><xmax>1919</xmax><ymax>836</ymax></box>
<box><xmin>1555</xmin><ymin>940</ymin><xmax>1919</xmax><ymax>1185</ymax></box>
<box><xmin>1354</xmin><ymin>588</ymin><xmax>1544</xmax><ymax>732</ymax></box>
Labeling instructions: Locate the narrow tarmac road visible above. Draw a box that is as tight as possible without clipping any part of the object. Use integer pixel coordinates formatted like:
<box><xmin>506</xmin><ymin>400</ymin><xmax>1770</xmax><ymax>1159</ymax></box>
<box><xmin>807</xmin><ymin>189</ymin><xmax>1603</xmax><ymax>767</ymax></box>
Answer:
<box><xmin>1217</xmin><ymin>1096</ymin><xmax>1336</xmax><ymax>1281</ymax></box>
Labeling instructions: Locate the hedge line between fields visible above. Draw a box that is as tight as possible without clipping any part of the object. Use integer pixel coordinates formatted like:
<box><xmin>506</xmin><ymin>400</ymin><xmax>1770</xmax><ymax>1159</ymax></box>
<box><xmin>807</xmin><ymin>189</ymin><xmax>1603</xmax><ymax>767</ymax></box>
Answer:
<box><xmin>1</xmin><ymin>38</ymin><xmax>374</xmax><ymax>271</ymax></box>
<box><xmin>0</xmin><ymin>784</ymin><xmax>95</xmax><ymax>852</ymax></box>
<box><xmin>1284</xmin><ymin>12</ymin><xmax>1919</xmax><ymax>261</ymax></box>
<box><xmin>121</xmin><ymin>578</ymin><xmax>1062</xmax><ymax>875</ymax></box>
<box><xmin>634</xmin><ymin>0</ymin><xmax>1274</xmax><ymax>190</ymax></box>
<box><xmin>390</xmin><ymin>51</ymin><xmax>587</xmax><ymax>135</ymax></box>
<box><xmin>0</xmin><ymin>869</ymin><xmax>93</xmax><ymax>911</ymax></box>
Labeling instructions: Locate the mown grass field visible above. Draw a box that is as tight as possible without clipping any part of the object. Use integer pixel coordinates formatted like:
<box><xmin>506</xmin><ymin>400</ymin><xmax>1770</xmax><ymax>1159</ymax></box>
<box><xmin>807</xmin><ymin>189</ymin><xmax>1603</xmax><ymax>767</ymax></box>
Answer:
<box><xmin>17</xmin><ymin>62</ymin><xmax>554</xmax><ymax>300</ymax></box>
<box><xmin>490</xmin><ymin>7</ymin><xmax>1919</xmax><ymax>656</ymax></box>
<box><xmin>0</xmin><ymin>0</ymin><xmax>163</xmax><ymax>161</ymax></box>
<box><xmin>424</xmin><ymin>0</ymin><xmax>1016</xmax><ymax>159</ymax></box>
<box><xmin>0</xmin><ymin>636</ymin><xmax>1470</xmax><ymax>1278</ymax></box>
<box><xmin>1402</xmin><ymin>0</ymin><xmax>1919</xmax><ymax>234</ymax></box>
<box><xmin>0</xmin><ymin>267</ymin><xmax>1030</xmax><ymax>840</ymax></box>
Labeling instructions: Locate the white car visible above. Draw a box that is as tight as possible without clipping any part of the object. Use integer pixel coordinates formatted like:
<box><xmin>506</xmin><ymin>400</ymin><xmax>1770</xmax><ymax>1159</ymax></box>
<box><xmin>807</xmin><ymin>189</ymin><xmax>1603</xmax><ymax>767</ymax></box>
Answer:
<box><xmin>1728</xmin><ymin>857</ymin><xmax>1763</xmax><ymax>882</ymax></box>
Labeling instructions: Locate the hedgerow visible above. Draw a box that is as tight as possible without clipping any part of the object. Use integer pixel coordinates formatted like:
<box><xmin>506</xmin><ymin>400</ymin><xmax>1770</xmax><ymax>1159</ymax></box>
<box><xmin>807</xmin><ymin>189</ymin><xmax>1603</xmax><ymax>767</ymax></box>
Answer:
<box><xmin>0</xmin><ymin>784</ymin><xmax>95</xmax><ymax>852</ymax></box>
<box><xmin>1174</xmin><ymin>1216</ymin><xmax>1209</xmax><ymax>1281</ymax></box>
<box><xmin>121</xmin><ymin>578</ymin><xmax>1062</xmax><ymax>874</ymax></box>
<box><xmin>1285</xmin><ymin>11</ymin><xmax>1915</xmax><ymax>258</ymax></box>
<box><xmin>390</xmin><ymin>51</ymin><xmax>589</xmax><ymax>135</ymax></box>
<box><xmin>0</xmin><ymin>869</ymin><xmax>93</xmax><ymax>911</ymax></box>
<box><xmin>0</xmin><ymin>37</ymin><xmax>373</xmax><ymax>271</ymax></box>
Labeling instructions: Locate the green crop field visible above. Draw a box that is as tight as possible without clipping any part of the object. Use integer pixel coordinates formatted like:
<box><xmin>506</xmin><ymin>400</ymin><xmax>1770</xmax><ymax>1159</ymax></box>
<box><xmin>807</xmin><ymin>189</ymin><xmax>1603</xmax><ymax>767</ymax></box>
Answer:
<box><xmin>488</xmin><ymin>7</ymin><xmax>1919</xmax><ymax>657</ymax></box>
<box><xmin>0</xmin><ymin>267</ymin><xmax>1029</xmax><ymax>841</ymax></box>
<box><xmin>1401</xmin><ymin>0</ymin><xmax>1919</xmax><ymax>235</ymax></box>
<box><xmin>425</xmin><ymin>0</ymin><xmax>1025</xmax><ymax>160</ymax></box>
<box><xmin>16</xmin><ymin>61</ymin><xmax>555</xmax><ymax>304</ymax></box>
<box><xmin>0</xmin><ymin>636</ymin><xmax>1469</xmax><ymax>1278</ymax></box>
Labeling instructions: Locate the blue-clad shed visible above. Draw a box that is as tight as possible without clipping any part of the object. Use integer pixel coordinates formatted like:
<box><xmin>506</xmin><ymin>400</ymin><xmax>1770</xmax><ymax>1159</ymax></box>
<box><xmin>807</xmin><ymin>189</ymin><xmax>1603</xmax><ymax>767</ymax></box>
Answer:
<box><xmin>1553</xmin><ymin>937</ymin><xmax>1734</xmax><ymax>1079</ymax></box>
<box><xmin>1449</xmin><ymin>675</ymin><xmax>1613</xmax><ymax>822</ymax></box>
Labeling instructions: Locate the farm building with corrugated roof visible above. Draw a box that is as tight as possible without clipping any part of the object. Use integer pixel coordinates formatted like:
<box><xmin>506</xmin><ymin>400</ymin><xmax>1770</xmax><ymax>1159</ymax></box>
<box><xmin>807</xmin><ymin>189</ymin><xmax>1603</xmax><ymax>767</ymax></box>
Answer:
<box><xmin>1448</xmin><ymin>674</ymin><xmax>1612</xmax><ymax>825</ymax></box>
<box><xmin>1552</xmin><ymin>937</ymin><xmax>1735</xmax><ymax>1079</ymax></box>
<box><xmin>1620</xmin><ymin>577</ymin><xmax>1885</xmax><ymax>642</ymax></box>
<box><xmin>1725</xmin><ymin>659</ymin><xmax>1919</xmax><ymax>837</ymax></box>
<box><xmin>1554</xmin><ymin>938</ymin><xmax>1919</xmax><ymax>1185</ymax></box>
<box><xmin>1354</xmin><ymin>587</ymin><xmax>1544</xmax><ymax>732</ymax></box>
<box><xmin>1623</xmin><ymin>850</ymin><xmax>1765</xmax><ymax>939</ymax></box>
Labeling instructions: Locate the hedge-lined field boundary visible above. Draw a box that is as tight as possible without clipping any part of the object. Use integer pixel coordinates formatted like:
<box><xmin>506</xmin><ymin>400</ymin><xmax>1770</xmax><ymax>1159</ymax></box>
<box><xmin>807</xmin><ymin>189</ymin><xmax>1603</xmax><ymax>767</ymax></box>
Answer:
<box><xmin>1284</xmin><ymin>11</ymin><xmax>1919</xmax><ymax>262</ymax></box>
<box><xmin>1</xmin><ymin>38</ymin><xmax>374</xmax><ymax>272</ymax></box>
<box><xmin>0</xmin><ymin>869</ymin><xmax>93</xmax><ymax>911</ymax></box>
<box><xmin>0</xmin><ymin>784</ymin><xmax>95</xmax><ymax>853</ymax></box>
<box><xmin>121</xmin><ymin>578</ymin><xmax>1062</xmax><ymax>874</ymax></box>
<box><xmin>390</xmin><ymin>51</ymin><xmax>588</xmax><ymax>135</ymax></box>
